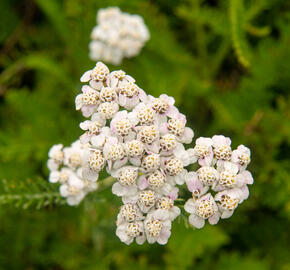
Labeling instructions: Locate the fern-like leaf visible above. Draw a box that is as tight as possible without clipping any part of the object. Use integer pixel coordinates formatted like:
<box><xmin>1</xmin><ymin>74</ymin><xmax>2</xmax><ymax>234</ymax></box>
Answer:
<box><xmin>229</xmin><ymin>0</ymin><xmax>251</xmax><ymax>68</ymax></box>
<box><xmin>0</xmin><ymin>178</ymin><xmax>65</xmax><ymax>209</ymax></box>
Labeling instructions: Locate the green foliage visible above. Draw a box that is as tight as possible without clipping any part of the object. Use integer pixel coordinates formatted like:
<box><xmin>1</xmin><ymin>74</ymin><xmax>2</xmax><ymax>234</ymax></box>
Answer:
<box><xmin>0</xmin><ymin>0</ymin><xmax>289</xmax><ymax>269</ymax></box>
<box><xmin>0</xmin><ymin>178</ymin><xmax>65</xmax><ymax>209</ymax></box>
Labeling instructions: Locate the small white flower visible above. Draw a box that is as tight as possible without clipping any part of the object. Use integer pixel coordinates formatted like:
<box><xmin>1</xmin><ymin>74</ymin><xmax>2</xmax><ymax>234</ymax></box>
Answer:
<box><xmin>162</xmin><ymin>157</ymin><xmax>187</xmax><ymax>185</ymax></box>
<box><xmin>97</xmin><ymin>102</ymin><xmax>119</xmax><ymax>120</ymax></box>
<box><xmin>136</xmin><ymin>125</ymin><xmax>160</xmax><ymax>153</ymax></box>
<box><xmin>184</xmin><ymin>193</ymin><xmax>220</xmax><ymax>229</ymax></box>
<box><xmin>82</xmin><ymin>149</ymin><xmax>106</xmax><ymax>182</ymax></box>
<box><xmin>197</xmin><ymin>166</ymin><xmax>219</xmax><ymax>187</ymax></box>
<box><xmin>117</xmin><ymin>203</ymin><xmax>144</xmax><ymax>225</ymax></box>
<box><xmin>160</xmin><ymin>113</ymin><xmax>194</xmax><ymax>144</ymax></box>
<box><xmin>118</xmin><ymin>81</ymin><xmax>147</xmax><ymax>110</ymax></box>
<box><xmin>116</xmin><ymin>221</ymin><xmax>146</xmax><ymax>245</ymax></box>
<box><xmin>49</xmin><ymin>168</ymin><xmax>71</xmax><ymax>184</ymax></box>
<box><xmin>132</xmin><ymin>102</ymin><xmax>156</xmax><ymax>126</ymax></box>
<box><xmin>212</xmin><ymin>135</ymin><xmax>232</xmax><ymax>162</ymax></box>
<box><xmin>79</xmin><ymin>113</ymin><xmax>106</xmax><ymax>144</ymax></box>
<box><xmin>137</xmin><ymin>190</ymin><xmax>156</xmax><ymax>213</ymax></box>
<box><xmin>110</xmin><ymin>110</ymin><xmax>135</xmax><ymax>138</ymax></box>
<box><xmin>156</xmin><ymin>197</ymin><xmax>181</xmax><ymax>221</ymax></box>
<box><xmin>111</xmin><ymin>166</ymin><xmax>138</xmax><ymax>197</ymax></box>
<box><xmin>59</xmin><ymin>172</ymin><xmax>86</xmax><ymax>206</ymax></box>
<box><xmin>159</xmin><ymin>134</ymin><xmax>177</xmax><ymax>153</ymax></box>
<box><xmin>124</xmin><ymin>139</ymin><xmax>145</xmax><ymax>166</ymax></box>
<box><xmin>215</xmin><ymin>188</ymin><xmax>245</xmax><ymax>219</ymax></box>
<box><xmin>185</xmin><ymin>172</ymin><xmax>209</xmax><ymax>198</ymax></box>
<box><xmin>108</xmin><ymin>70</ymin><xmax>135</xmax><ymax>88</ymax></box>
<box><xmin>63</xmin><ymin>140</ymin><xmax>85</xmax><ymax>169</ymax></box>
<box><xmin>214</xmin><ymin>162</ymin><xmax>242</xmax><ymax>190</ymax></box>
<box><xmin>80</xmin><ymin>62</ymin><xmax>110</xmax><ymax>89</ymax></box>
<box><xmin>141</xmin><ymin>153</ymin><xmax>161</xmax><ymax>173</ymax></box>
<box><xmin>99</xmin><ymin>87</ymin><xmax>118</xmax><ymax>103</ymax></box>
<box><xmin>232</xmin><ymin>144</ymin><xmax>251</xmax><ymax>170</ymax></box>
<box><xmin>144</xmin><ymin>210</ymin><xmax>171</xmax><ymax>245</ymax></box>
<box><xmin>103</xmin><ymin>137</ymin><xmax>127</xmax><ymax>170</ymax></box>
<box><xmin>147</xmin><ymin>170</ymin><xmax>166</xmax><ymax>190</ymax></box>
<box><xmin>193</xmin><ymin>137</ymin><xmax>213</xmax><ymax>166</ymax></box>
<box><xmin>75</xmin><ymin>86</ymin><xmax>100</xmax><ymax>117</ymax></box>
<box><xmin>47</xmin><ymin>144</ymin><xmax>64</xmax><ymax>171</ymax></box>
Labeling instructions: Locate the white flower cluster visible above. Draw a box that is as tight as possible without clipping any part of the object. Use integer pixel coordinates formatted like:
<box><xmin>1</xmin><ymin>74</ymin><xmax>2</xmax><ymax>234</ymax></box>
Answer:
<box><xmin>75</xmin><ymin>62</ymin><xmax>194</xmax><ymax>245</ymax></box>
<box><xmin>184</xmin><ymin>136</ymin><xmax>253</xmax><ymax>229</ymax></box>
<box><xmin>89</xmin><ymin>7</ymin><xmax>150</xmax><ymax>65</ymax></box>
<box><xmin>47</xmin><ymin>141</ymin><xmax>97</xmax><ymax>206</ymax></box>
<box><xmin>47</xmin><ymin>61</ymin><xmax>254</xmax><ymax>245</ymax></box>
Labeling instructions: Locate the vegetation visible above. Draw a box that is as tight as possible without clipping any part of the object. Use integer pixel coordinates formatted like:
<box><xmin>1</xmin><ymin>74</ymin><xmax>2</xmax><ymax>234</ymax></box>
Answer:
<box><xmin>0</xmin><ymin>0</ymin><xmax>289</xmax><ymax>269</ymax></box>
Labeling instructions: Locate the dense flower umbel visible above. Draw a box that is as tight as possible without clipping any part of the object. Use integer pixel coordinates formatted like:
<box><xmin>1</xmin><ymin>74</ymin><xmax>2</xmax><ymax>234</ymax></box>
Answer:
<box><xmin>185</xmin><ymin>135</ymin><xmax>254</xmax><ymax>228</ymax></box>
<box><xmin>75</xmin><ymin>62</ymin><xmax>195</xmax><ymax>244</ymax></box>
<box><xmin>89</xmin><ymin>7</ymin><xmax>150</xmax><ymax>65</ymax></box>
<box><xmin>48</xmin><ymin>61</ymin><xmax>254</xmax><ymax>245</ymax></box>
<box><xmin>48</xmin><ymin>141</ymin><xmax>97</xmax><ymax>205</ymax></box>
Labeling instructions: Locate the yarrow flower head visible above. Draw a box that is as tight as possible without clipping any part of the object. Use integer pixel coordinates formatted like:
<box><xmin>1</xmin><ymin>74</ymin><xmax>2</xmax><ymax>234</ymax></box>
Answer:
<box><xmin>184</xmin><ymin>135</ymin><xmax>254</xmax><ymax>228</ymax></box>
<box><xmin>47</xmin><ymin>141</ymin><xmax>97</xmax><ymax>205</ymax></box>
<box><xmin>48</xmin><ymin>61</ymin><xmax>254</xmax><ymax>245</ymax></box>
<box><xmin>89</xmin><ymin>7</ymin><xmax>150</xmax><ymax>65</ymax></box>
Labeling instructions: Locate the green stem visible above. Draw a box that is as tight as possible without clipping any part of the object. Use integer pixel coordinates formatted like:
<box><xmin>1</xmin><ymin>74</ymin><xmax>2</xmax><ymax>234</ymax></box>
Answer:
<box><xmin>98</xmin><ymin>176</ymin><xmax>115</xmax><ymax>191</ymax></box>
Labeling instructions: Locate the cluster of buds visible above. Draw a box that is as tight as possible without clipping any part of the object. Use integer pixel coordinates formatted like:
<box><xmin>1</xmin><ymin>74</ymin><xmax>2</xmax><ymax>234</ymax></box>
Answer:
<box><xmin>48</xmin><ymin>61</ymin><xmax>254</xmax><ymax>245</ymax></box>
<box><xmin>184</xmin><ymin>136</ymin><xmax>253</xmax><ymax>228</ymax></box>
<box><xmin>47</xmin><ymin>141</ymin><xmax>97</xmax><ymax>205</ymax></box>
<box><xmin>89</xmin><ymin>7</ymin><xmax>150</xmax><ymax>65</ymax></box>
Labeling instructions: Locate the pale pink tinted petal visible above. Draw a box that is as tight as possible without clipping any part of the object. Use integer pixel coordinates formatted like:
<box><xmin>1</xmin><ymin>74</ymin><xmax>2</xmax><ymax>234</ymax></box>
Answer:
<box><xmin>157</xmin><ymin>229</ymin><xmax>171</xmax><ymax>245</ymax></box>
<box><xmin>184</xmin><ymin>199</ymin><xmax>196</xmax><ymax>214</ymax></box>
<box><xmin>244</xmin><ymin>171</ymin><xmax>254</xmax><ymax>184</ymax></box>
<box><xmin>240</xmin><ymin>185</ymin><xmax>250</xmax><ymax>200</ymax></box>
<box><xmin>75</xmin><ymin>94</ymin><xmax>83</xmax><ymax>110</ymax></box>
<box><xmin>138</xmin><ymin>89</ymin><xmax>147</xmax><ymax>102</ymax></box>
<box><xmin>79</xmin><ymin>120</ymin><xmax>91</xmax><ymax>130</ymax></box>
<box><xmin>80</xmin><ymin>133</ymin><xmax>90</xmax><ymax>144</ymax></box>
<box><xmin>146</xmin><ymin>141</ymin><xmax>160</xmax><ymax>153</ymax></box>
<box><xmin>182</xmin><ymin>127</ymin><xmax>194</xmax><ymax>144</ymax></box>
<box><xmin>112</xmin><ymin>182</ymin><xmax>127</xmax><ymax>196</ymax></box>
<box><xmin>125</xmin><ymin>96</ymin><xmax>139</xmax><ymax>109</ymax></box>
<box><xmin>221</xmin><ymin>210</ymin><xmax>234</xmax><ymax>219</ymax></box>
<box><xmin>80</xmin><ymin>70</ymin><xmax>92</xmax><ymax>82</ymax></box>
<box><xmin>189</xmin><ymin>214</ymin><xmax>205</xmax><ymax>229</ymax></box>
<box><xmin>208</xmin><ymin>212</ymin><xmax>220</xmax><ymax>225</ymax></box>
<box><xmin>113</xmin><ymin>157</ymin><xmax>128</xmax><ymax>170</ymax></box>
<box><xmin>89</xmin><ymin>80</ymin><xmax>103</xmax><ymax>90</ymax></box>
<box><xmin>129</xmin><ymin>157</ymin><xmax>141</xmax><ymax>166</ymax></box>
<box><xmin>119</xmin><ymin>94</ymin><xmax>127</xmax><ymax>107</ymax></box>
<box><xmin>153</xmin><ymin>209</ymin><xmax>169</xmax><ymax>221</ymax></box>
<box><xmin>159</xmin><ymin>122</ymin><xmax>168</xmax><ymax>135</ymax></box>
<box><xmin>137</xmin><ymin>175</ymin><xmax>148</xmax><ymax>190</ymax></box>
<box><xmin>81</xmin><ymin>105</ymin><xmax>95</xmax><ymax>117</ymax></box>
<box><xmin>136</xmin><ymin>235</ymin><xmax>146</xmax><ymax>245</ymax></box>
<box><xmin>83</xmin><ymin>168</ymin><xmax>99</xmax><ymax>182</ymax></box>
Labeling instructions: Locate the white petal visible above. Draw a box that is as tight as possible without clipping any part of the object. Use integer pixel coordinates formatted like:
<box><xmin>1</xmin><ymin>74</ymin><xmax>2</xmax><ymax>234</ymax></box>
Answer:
<box><xmin>157</xmin><ymin>229</ymin><xmax>171</xmax><ymax>245</ymax></box>
<box><xmin>189</xmin><ymin>214</ymin><xmax>205</xmax><ymax>229</ymax></box>
<box><xmin>112</xmin><ymin>182</ymin><xmax>127</xmax><ymax>196</ymax></box>
<box><xmin>80</xmin><ymin>70</ymin><xmax>92</xmax><ymax>82</ymax></box>
<box><xmin>208</xmin><ymin>212</ymin><xmax>220</xmax><ymax>225</ymax></box>
<box><xmin>184</xmin><ymin>198</ymin><xmax>196</xmax><ymax>214</ymax></box>
<box><xmin>221</xmin><ymin>210</ymin><xmax>234</xmax><ymax>219</ymax></box>
<box><xmin>83</xmin><ymin>168</ymin><xmax>99</xmax><ymax>182</ymax></box>
<box><xmin>49</xmin><ymin>171</ymin><xmax>59</xmax><ymax>183</ymax></box>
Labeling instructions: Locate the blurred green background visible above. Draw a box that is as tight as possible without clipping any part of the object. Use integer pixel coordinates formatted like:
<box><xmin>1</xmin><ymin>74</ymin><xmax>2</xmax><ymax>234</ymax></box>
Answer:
<box><xmin>0</xmin><ymin>0</ymin><xmax>289</xmax><ymax>269</ymax></box>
